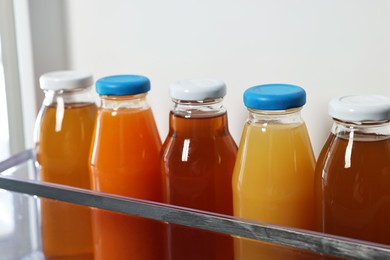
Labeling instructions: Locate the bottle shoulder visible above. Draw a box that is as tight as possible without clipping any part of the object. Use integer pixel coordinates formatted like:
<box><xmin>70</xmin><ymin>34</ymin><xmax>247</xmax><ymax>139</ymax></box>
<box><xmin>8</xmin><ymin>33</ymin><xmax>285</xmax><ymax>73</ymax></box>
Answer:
<box><xmin>168</xmin><ymin>111</ymin><xmax>233</xmax><ymax>135</ymax></box>
<box><xmin>330</xmin><ymin>121</ymin><xmax>390</xmax><ymax>141</ymax></box>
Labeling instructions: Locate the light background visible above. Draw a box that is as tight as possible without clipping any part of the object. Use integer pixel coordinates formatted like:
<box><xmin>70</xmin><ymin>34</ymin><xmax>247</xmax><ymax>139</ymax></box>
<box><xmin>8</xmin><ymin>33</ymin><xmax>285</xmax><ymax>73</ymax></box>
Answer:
<box><xmin>63</xmin><ymin>0</ymin><xmax>390</xmax><ymax>157</ymax></box>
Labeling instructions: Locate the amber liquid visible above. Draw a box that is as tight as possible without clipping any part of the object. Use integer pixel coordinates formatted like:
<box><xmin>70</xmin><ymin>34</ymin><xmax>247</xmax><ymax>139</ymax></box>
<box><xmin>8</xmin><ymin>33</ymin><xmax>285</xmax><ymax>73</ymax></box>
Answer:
<box><xmin>315</xmin><ymin>133</ymin><xmax>390</xmax><ymax>245</ymax></box>
<box><xmin>161</xmin><ymin>112</ymin><xmax>237</xmax><ymax>260</ymax></box>
<box><xmin>36</xmin><ymin>103</ymin><xmax>96</xmax><ymax>259</ymax></box>
<box><xmin>89</xmin><ymin>106</ymin><xmax>165</xmax><ymax>260</ymax></box>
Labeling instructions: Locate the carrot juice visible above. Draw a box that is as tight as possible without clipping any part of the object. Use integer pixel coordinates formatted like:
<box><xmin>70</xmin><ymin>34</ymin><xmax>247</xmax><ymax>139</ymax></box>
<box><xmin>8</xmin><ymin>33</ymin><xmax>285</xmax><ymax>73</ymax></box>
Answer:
<box><xmin>89</xmin><ymin>108</ymin><xmax>161</xmax><ymax>198</ymax></box>
<box><xmin>89</xmin><ymin>75</ymin><xmax>164</xmax><ymax>260</ymax></box>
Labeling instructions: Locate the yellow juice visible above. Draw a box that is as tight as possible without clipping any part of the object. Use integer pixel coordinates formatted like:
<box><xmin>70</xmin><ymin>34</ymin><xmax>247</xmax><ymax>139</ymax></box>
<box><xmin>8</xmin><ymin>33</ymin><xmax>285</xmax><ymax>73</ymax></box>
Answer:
<box><xmin>232</xmin><ymin>121</ymin><xmax>315</xmax><ymax>259</ymax></box>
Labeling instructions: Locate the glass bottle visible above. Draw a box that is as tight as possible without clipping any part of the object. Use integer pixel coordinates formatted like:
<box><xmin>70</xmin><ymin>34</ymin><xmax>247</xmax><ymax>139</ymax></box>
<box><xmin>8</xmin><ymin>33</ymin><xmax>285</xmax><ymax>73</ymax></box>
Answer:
<box><xmin>34</xmin><ymin>70</ymin><xmax>96</xmax><ymax>259</ymax></box>
<box><xmin>315</xmin><ymin>94</ymin><xmax>390</xmax><ymax>245</ymax></box>
<box><xmin>161</xmin><ymin>79</ymin><xmax>237</xmax><ymax>260</ymax></box>
<box><xmin>89</xmin><ymin>74</ymin><xmax>165</xmax><ymax>260</ymax></box>
<box><xmin>232</xmin><ymin>83</ymin><xmax>316</xmax><ymax>259</ymax></box>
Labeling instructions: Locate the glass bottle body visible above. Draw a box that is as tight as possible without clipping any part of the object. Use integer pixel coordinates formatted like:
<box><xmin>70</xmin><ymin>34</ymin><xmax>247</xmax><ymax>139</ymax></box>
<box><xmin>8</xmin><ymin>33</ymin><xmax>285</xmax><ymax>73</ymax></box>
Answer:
<box><xmin>34</xmin><ymin>88</ymin><xmax>97</xmax><ymax>259</ymax></box>
<box><xmin>89</xmin><ymin>93</ymin><xmax>164</xmax><ymax>260</ymax></box>
<box><xmin>315</xmin><ymin>119</ymin><xmax>390</xmax><ymax>245</ymax></box>
<box><xmin>89</xmin><ymin>94</ymin><xmax>162</xmax><ymax>199</ymax></box>
<box><xmin>161</xmin><ymin>99</ymin><xmax>237</xmax><ymax>260</ymax></box>
<box><xmin>232</xmin><ymin>108</ymin><xmax>316</xmax><ymax>260</ymax></box>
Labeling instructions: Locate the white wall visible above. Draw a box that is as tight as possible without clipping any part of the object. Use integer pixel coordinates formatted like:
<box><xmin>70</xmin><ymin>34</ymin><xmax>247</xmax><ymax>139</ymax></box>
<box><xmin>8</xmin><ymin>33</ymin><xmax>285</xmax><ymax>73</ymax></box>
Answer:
<box><xmin>1</xmin><ymin>0</ymin><xmax>69</xmax><ymax>152</ymax></box>
<box><xmin>65</xmin><ymin>0</ymin><xmax>390</xmax><ymax>157</ymax></box>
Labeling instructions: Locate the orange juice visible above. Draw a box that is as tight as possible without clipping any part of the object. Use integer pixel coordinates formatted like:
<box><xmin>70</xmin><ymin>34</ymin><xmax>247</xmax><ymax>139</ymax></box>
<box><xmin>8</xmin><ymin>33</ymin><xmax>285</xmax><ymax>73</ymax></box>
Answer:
<box><xmin>35</xmin><ymin>71</ymin><xmax>96</xmax><ymax>259</ymax></box>
<box><xmin>89</xmin><ymin>75</ymin><xmax>164</xmax><ymax>260</ymax></box>
<box><xmin>36</xmin><ymin>103</ymin><xmax>96</xmax><ymax>259</ymax></box>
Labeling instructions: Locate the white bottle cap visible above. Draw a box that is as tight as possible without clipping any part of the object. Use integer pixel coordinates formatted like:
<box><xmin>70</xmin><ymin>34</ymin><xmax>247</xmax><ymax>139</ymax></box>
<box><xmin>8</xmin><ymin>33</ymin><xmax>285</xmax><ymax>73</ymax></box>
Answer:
<box><xmin>169</xmin><ymin>79</ymin><xmax>226</xmax><ymax>100</ymax></box>
<box><xmin>39</xmin><ymin>70</ymin><xmax>93</xmax><ymax>90</ymax></box>
<box><xmin>328</xmin><ymin>94</ymin><xmax>390</xmax><ymax>122</ymax></box>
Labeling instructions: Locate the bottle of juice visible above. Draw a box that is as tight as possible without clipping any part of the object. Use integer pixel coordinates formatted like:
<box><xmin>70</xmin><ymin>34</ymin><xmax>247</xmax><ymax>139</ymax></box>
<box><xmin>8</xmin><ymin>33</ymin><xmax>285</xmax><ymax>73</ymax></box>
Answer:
<box><xmin>89</xmin><ymin>75</ymin><xmax>164</xmax><ymax>260</ymax></box>
<box><xmin>232</xmin><ymin>84</ymin><xmax>316</xmax><ymax>259</ymax></box>
<box><xmin>315</xmin><ymin>94</ymin><xmax>390</xmax><ymax>245</ymax></box>
<box><xmin>161</xmin><ymin>79</ymin><xmax>237</xmax><ymax>260</ymax></box>
<box><xmin>34</xmin><ymin>70</ymin><xmax>96</xmax><ymax>259</ymax></box>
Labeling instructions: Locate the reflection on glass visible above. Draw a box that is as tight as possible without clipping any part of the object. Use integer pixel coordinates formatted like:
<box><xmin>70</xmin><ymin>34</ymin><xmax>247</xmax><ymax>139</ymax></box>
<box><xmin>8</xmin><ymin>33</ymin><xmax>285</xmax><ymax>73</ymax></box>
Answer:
<box><xmin>0</xmin><ymin>162</ymin><xmax>40</xmax><ymax>259</ymax></box>
<box><xmin>0</xmin><ymin>190</ymin><xmax>14</xmax><ymax>238</ymax></box>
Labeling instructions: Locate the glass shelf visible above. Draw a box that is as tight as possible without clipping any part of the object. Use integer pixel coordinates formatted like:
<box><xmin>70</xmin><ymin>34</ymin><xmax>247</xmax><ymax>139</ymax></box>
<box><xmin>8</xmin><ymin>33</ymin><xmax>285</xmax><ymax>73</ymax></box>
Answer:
<box><xmin>0</xmin><ymin>150</ymin><xmax>389</xmax><ymax>259</ymax></box>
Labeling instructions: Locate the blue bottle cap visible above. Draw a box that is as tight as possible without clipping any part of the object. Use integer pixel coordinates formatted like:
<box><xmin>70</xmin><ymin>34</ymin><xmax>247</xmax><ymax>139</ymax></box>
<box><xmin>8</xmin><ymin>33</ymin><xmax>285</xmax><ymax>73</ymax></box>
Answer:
<box><xmin>243</xmin><ymin>83</ymin><xmax>306</xmax><ymax>110</ymax></box>
<box><xmin>96</xmin><ymin>75</ymin><xmax>151</xmax><ymax>96</ymax></box>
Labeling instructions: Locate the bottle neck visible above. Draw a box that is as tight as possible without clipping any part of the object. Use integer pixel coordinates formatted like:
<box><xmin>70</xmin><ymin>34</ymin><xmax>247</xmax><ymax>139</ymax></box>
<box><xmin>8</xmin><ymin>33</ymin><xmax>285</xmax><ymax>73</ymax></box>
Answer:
<box><xmin>169</xmin><ymin>98</ymin><xmax>230</xmax><ymax>136</ymax></box>
<box><xmin>99</xmin><ymin>93</ymin><xmax>149</xmax><ymax>110</ymax></box>
<box><xmin>43</xmin><ymin>88</ymin><xmax>95</xmax><ymax>106</ymax></box>
<box><xmin>171</xmin><ymin>98</ymin><xmax>226</xmax><ymax>118</ymax></box>
<box><xmin>331</xmin><ymin>119</ymin><xmax>390</xmax><ymax>141</ymax></box>
<box><xmin>247</xmin><ymin>107</ymin><xmax>304</xmax><ymax>125</ymax></box>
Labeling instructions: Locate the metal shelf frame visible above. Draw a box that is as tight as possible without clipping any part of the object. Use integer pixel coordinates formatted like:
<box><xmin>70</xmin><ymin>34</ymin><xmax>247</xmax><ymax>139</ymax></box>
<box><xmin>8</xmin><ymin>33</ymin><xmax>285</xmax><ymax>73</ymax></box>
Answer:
<box><xmin>0</xmin><ymin>150</ymin><xmax>389</xmax><ymax>259</ymax></box>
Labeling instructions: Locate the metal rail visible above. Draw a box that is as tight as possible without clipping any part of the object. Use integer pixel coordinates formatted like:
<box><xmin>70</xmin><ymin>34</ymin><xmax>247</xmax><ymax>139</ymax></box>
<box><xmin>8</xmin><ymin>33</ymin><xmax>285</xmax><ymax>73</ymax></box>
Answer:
<box><xmin>1</xmin><ymin>150</ymin><xmax>390</xmax><ymax>259</ymax></box>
